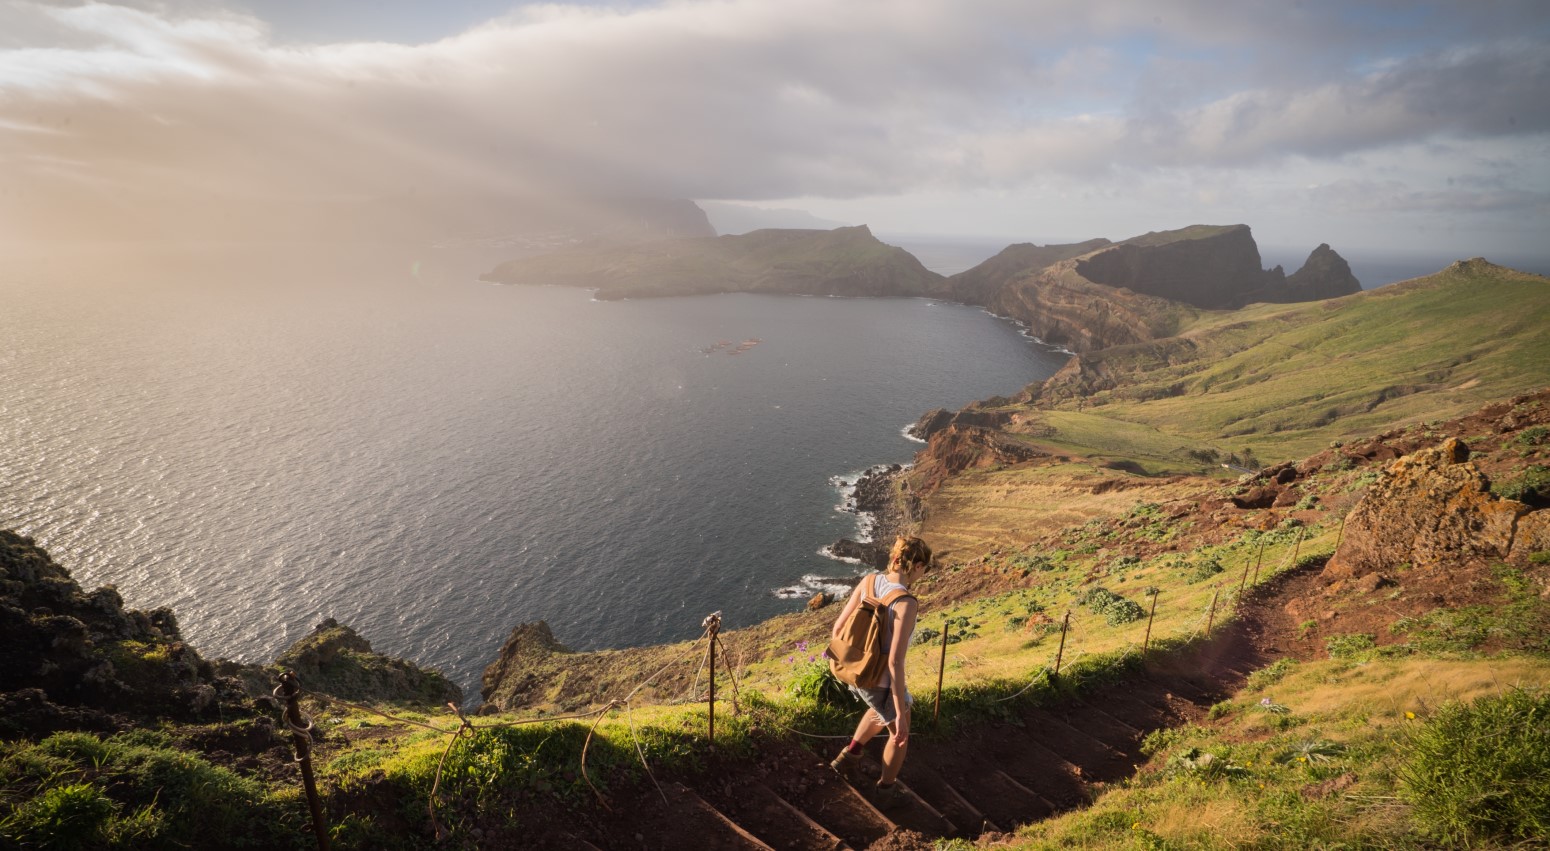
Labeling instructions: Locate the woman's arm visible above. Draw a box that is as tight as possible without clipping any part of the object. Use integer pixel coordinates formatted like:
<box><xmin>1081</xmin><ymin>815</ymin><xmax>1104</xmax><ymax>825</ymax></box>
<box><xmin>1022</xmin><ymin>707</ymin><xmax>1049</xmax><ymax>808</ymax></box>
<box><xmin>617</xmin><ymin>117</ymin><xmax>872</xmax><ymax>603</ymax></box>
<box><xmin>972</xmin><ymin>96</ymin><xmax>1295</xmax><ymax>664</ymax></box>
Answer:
<box><xmin>886</xmin><ymin>598</ymin><xmax>918</xmax><ymax>740</ymax></box>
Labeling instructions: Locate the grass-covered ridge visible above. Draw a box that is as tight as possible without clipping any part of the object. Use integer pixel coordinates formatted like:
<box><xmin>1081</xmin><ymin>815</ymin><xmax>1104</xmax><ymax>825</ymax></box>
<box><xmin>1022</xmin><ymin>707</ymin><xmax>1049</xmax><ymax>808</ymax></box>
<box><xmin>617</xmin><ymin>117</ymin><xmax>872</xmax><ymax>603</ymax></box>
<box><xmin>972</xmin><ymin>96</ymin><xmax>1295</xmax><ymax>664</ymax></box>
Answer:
<box><xmin>1021</xmin><ymin>259</ymin><xmax>1550</xmax><ymax>463</ymax></box>
<box><xmin>481</xmin><ymin>224</ymin><xmax>944</xmax><ymax>299</ymax></box>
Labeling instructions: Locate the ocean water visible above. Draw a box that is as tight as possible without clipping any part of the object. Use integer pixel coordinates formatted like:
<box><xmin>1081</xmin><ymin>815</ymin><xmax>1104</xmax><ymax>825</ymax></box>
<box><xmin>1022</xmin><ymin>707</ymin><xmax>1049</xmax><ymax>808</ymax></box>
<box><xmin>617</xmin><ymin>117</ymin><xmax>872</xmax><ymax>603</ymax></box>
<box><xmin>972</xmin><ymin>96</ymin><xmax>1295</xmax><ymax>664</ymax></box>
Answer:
<box><xmin>0</xmin><ymin>244</ymin><xmax>1067</xmax><ymax>695</ymax></box>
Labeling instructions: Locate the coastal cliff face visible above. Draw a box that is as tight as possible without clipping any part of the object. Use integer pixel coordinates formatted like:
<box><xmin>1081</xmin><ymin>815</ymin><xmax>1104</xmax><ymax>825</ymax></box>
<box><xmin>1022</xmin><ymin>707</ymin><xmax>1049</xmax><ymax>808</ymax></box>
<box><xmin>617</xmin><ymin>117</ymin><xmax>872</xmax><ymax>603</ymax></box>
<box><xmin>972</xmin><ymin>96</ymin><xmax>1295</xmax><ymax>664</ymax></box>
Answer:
<box><xmin>940</xmin><ymin>238</ymin><xmax>1111</xmax><ymax>305</ymax></box>
<box><xmin>1074</xmin><ymin>225</ymin><xmax>1361</xmax><ymax>310</ymax></box>
<box><xmin>482</xmin><ymin>224</ymin><xmax>943</xmax><ymax>299</ymax></box>
<box><xmin>0</xmin><ymin>531</ymin><xmax>250</xmax><ymax>736</ymax></box>
<box><xmin>986</xmin><ymin>261</ymin><xmax>1202</xmax><ymax>352</ymax></box>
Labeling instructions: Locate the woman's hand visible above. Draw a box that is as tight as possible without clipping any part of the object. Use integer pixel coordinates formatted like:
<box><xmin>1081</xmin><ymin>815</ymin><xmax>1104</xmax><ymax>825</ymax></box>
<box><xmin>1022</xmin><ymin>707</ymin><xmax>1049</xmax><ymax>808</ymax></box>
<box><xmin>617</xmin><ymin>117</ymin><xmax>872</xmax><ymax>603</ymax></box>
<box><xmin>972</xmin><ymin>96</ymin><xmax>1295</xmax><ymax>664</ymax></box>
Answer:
<box><xmin>889</xmin><ymin>703</ymin><xmax>911</xmax><ymax>746</ymax></box>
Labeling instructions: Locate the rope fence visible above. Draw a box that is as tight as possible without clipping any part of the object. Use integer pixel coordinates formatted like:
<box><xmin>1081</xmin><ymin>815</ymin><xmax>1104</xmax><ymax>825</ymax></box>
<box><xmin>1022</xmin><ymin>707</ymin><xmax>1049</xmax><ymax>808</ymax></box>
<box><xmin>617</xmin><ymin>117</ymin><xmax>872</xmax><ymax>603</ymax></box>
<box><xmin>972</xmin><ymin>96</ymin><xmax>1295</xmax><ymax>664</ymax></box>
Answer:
<box><xmin>270</xmin><ymin>520</ymin><xmax>1335</xmax><ymax>849</ymax></box>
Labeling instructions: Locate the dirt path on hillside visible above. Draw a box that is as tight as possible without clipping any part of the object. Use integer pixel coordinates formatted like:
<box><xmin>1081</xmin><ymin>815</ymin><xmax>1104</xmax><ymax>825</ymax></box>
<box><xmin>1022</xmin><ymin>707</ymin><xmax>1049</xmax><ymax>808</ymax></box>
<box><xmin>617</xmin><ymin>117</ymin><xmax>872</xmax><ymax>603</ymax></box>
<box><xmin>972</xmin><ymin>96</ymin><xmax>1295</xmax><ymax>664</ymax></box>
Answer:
<box><xmin>461</xmin><ymin>559</ymin><xmax>1322</xmax><ymax>850</ymax></box>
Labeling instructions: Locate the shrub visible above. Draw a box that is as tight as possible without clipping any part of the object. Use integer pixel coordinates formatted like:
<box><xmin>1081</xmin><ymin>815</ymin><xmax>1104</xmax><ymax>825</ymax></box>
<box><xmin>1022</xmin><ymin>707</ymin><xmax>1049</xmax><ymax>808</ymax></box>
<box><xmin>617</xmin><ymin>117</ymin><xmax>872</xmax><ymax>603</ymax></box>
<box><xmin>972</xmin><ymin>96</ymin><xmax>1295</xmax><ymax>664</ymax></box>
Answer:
<box><xmin>787</xmin><ymin>659</ymin><xmax>850</xmax><ymax>708</ymax></box>
<box><xmin>1075</xmin><ymin>587</ymin><xmax>1145</xmax><ymax>625</ymax></box>
<box><xmin>1185</xmin><ymin>556</ymin><xmax>1224</xmax><ymax>583</ymax></box>
<box><xmin>1324</xmin><ymin>633</ymin><xmax>1377</xmax><ymax>660</ymax></box>
<box><xmin>1398</xmin><ymin>688</ymin><xmax>1550</xmax><ymax>845</ymax></box>
<box><xmin>1244</xmin><ymin>658</ymin><xmax>1297</xmax><ymax>691</ymax></box>
<box><xmin>1491</xmin><ymin>464</ymin><xmax>1550</xmax><ymax>506</ymax></box>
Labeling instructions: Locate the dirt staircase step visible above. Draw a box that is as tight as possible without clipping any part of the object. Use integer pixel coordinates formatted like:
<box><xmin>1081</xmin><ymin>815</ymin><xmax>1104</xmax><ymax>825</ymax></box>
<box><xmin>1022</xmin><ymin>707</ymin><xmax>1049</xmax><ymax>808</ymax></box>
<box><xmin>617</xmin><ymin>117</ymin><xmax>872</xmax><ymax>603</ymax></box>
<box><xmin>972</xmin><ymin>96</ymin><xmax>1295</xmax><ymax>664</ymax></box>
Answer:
<box><xmin>710</xmin><ymin>780</ymin><xmax>850</xmax><ymax>851</ymax></box>
<box><xmin>895</xmin><ymin>765</ymin><xmax>1001</xmax><ymax>838</ymax></box>
<box><xmin>1084</xmin><ymin>687</ymin><xmax>1194</xmax><ymax>731</ymax></box>
<box><xmin>988</xmin><ymin>734</ymin><xmax>1088</xmax><ymax>810</ymax></box>
<box><xmin>858</xmin><ymin>780</ymin><xmax>956</xmax><ymax>839</ymax></box>
<box><xmin>1021</xmin><ymin>710</ymin><xmax>1133</xmax><ymax>777</ymax></box>
<box><xmin>1054</xmin><ymin>700</ymin><xmax>1140</xmax><ymax>747</ymax></box>
<box><xmin>1067</xmin><ymin>698</ymin><xmax>1142</xmax><ymax>736</ymax></box>
<box><xmin>910</xmin><ymin>741</ymin><xmax>1053</xmax><ymax>829</ymax></box>
<box><xmin>550</xmin><ymin>834</ymin><xmax>605</xmax><ymax>851</ymax></box>
<box><xmin>767</xmin><ymin>748</ymin><xmax>895</xmax><ymax>849</ymax></box>
<box><xmin>668</xmin><ymin>783</ymin><xmax>777</xmax><ymax>850</ymax></box>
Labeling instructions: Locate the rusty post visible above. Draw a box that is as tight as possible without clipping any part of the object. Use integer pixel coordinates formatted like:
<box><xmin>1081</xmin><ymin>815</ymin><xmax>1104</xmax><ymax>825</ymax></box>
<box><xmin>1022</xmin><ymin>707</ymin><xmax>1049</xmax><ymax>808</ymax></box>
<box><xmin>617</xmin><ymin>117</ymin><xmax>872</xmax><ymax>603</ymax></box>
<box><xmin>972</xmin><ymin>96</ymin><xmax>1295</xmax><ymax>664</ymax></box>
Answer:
<box><xmin>1334</xmin><ymin>514</ymin><xmax>1347</xmax><ymax>552</ymax></box>
<box><xmin>1142</xmin><ymin>592</ymin><xmax>1158</xmax><ymax>656</ymax></box>
<box><xmin>1251</xmin><ymin>539</ymin><xmax>1266</xmax><ymax>585</ymax></box>
<box><xmin>703</xmin><ymin>612</ymin><xmax>721</xmax><ymax>747</ymax></box>
<box><xmin>934</xmin><ymin>615</ymin><xmax>949</xmax><ymax>727</ymax></box>
<box><xmin>1206</xmin><ymin>587</ymin><xmax>1221</xmax><ymax>635</ymax></box>
<box><xmin>1053</xmin><ymin>611</ymin><xmax>1071</xmax><ymax>676</ymax></box>
<box><xmin>276</xmin><ymin>671</ymin><xmax>329</xmax><ymax>851</ymax></box>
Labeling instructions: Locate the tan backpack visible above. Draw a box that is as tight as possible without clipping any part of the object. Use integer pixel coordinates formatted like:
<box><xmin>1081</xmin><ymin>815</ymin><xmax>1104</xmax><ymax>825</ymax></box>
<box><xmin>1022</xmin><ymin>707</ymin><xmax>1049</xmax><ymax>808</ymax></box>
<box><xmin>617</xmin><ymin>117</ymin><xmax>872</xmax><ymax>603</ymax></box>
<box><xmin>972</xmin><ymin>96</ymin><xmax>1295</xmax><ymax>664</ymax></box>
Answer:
<box><xmin>824</xmin><ymin>575</ymin><xmax>915</xmax><ymax>689</ymax></box>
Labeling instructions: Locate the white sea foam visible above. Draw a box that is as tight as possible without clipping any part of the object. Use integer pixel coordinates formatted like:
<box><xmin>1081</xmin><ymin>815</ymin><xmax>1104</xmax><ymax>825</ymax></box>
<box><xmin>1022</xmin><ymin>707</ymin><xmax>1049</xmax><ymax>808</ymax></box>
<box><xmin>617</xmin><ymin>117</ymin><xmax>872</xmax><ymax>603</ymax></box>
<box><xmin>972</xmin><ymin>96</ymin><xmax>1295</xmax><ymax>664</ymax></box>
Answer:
<box><xmin>900</xmin><ymin>422</ymin><xmax>927</xmax><ymax>443</ymax></box>
<box><xmin>773</xmin><ymin>573</ymin><xmax>859</xmax><ymax>599</ymax></box>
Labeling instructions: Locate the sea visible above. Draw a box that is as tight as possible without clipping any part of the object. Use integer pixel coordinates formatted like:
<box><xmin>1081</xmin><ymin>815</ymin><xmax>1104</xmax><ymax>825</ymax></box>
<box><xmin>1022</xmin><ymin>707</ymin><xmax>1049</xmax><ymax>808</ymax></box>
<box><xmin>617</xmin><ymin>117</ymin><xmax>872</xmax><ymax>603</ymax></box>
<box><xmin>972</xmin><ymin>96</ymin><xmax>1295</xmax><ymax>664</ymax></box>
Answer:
<box><xmin>0</xmin><ymin>241</ymin><xmax>1067</xmax><ymax>696</ymax></box>
<box><xmin>6</xmin><ymin>237</ymin><xmax>1544</xmax><ymax>698</ymax></box>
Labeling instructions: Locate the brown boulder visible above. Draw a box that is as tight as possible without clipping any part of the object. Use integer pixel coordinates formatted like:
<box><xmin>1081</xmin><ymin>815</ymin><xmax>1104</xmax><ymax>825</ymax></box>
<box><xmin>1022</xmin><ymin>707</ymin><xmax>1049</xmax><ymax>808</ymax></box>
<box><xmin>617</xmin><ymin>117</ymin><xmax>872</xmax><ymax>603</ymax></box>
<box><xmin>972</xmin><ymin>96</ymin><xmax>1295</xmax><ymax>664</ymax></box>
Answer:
<box><xmin>1324</xmin><ymin>439</ymin><xmax>1533</xmax><ymax>579</ymax></box>
<box><xmin>807</xmin><ymin>592</ymin><xmax>832</xmax><ymax>611</ymax></box>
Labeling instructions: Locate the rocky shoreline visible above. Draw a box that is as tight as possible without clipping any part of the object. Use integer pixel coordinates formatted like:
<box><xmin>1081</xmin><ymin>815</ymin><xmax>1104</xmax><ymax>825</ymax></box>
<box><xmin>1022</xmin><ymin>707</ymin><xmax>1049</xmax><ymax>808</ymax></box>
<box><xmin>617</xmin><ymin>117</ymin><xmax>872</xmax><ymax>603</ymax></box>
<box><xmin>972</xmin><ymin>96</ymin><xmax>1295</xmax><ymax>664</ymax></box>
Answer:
<box><xmin>825</xmin><ymin>461</ymin><xmax>919</xmax><ymax>571</ymax></box>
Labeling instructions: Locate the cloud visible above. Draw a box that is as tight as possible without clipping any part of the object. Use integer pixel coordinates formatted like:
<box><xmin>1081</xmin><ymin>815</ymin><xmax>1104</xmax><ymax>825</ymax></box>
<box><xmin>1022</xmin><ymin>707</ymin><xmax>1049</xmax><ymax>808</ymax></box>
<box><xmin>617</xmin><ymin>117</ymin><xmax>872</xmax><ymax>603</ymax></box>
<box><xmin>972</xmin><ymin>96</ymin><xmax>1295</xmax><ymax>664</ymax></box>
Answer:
<box><xmin>1</xmin><ymin>0</ymin><xmax>1547</xmax><ymax>242</ymax></box>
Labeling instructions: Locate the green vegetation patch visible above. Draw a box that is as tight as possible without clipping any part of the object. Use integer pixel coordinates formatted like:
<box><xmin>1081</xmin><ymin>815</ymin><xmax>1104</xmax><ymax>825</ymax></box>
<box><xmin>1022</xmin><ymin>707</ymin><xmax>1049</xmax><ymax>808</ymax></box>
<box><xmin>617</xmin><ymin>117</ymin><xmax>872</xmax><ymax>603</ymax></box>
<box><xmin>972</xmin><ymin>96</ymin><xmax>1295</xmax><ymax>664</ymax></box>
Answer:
<box><xmin>1398</xmin><ymin>688</ymin><xmax>1550</xmax><ymax>845</ymax></box>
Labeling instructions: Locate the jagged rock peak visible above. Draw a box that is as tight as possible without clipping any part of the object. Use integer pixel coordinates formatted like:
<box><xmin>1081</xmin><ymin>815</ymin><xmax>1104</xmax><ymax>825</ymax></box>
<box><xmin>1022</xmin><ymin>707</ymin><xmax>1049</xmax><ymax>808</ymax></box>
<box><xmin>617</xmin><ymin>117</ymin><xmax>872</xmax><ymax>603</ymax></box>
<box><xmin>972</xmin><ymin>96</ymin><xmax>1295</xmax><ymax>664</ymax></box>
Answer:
<box><xmin>1287</xmin><ymin>243</ymin><xmax>1361</xmax><ymax>299</ymax></box>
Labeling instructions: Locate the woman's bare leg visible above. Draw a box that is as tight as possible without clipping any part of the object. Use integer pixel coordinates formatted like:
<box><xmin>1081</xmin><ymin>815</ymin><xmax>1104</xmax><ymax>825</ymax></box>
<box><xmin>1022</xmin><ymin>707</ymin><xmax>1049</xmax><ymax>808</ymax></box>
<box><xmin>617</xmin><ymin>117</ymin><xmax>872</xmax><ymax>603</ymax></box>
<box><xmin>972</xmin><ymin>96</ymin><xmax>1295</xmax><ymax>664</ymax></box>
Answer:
<box><xmin>851</xmin><ymin>711</ymin><xmax>886</xmax><ymax>747</ymax></box>
<box><xmin>878</xmin><ymin>707</ymin><xmax>909</xmax><ymax>784</ymax></box>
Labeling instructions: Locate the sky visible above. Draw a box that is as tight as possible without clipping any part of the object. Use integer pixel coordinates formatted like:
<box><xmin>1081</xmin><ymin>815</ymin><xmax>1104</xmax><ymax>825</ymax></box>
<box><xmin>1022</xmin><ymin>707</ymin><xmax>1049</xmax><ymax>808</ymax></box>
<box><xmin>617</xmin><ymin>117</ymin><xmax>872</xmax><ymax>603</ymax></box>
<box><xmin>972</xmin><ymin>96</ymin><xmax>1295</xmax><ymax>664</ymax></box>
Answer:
<box><xmin>1</xmin><ymin>0</ymin><xmax>1547</xmax><ymax>256</ymax></box>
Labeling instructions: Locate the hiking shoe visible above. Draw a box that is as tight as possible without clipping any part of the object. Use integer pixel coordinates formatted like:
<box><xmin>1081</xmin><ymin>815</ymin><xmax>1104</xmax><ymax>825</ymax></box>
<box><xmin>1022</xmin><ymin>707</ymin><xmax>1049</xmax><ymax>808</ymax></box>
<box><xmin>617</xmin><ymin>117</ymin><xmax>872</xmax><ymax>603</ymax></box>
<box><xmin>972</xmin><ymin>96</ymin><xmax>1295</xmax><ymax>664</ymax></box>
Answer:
<box><xmin>829</xmin><ymin>749</ymin><xmax>863</xmax><ymax>784</ymax></box>
<box><xmin>872</xmin><ymin>782</ymin><xmax>909</xmax><ymax>810</ymax></box>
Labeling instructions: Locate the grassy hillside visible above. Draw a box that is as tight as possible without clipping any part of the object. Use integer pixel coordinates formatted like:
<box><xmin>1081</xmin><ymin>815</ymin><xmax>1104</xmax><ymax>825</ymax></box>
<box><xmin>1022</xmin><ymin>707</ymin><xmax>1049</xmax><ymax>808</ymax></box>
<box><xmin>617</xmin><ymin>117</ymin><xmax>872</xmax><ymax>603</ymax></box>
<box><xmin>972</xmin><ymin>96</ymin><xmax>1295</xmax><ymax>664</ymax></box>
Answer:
<box><xmin>481</xmin><ymin>224</ymin><xmax>943</xmax><ymax>299</ymax></box>
<box><xmin>1023</xmin><ymin>259</ymin><xmax>1549</xmax><ymax>463</ymax></box>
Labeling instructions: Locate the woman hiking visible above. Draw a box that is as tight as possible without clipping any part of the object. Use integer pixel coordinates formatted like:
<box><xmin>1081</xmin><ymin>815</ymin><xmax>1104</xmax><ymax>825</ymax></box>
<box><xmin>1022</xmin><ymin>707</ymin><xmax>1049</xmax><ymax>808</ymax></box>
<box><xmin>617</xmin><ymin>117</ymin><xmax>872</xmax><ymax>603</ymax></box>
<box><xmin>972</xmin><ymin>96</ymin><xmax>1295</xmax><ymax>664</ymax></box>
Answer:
<box><xmin>828</xmin><ymin>535</ymin><xmax>932</xmax><ymax>806</ymax></box>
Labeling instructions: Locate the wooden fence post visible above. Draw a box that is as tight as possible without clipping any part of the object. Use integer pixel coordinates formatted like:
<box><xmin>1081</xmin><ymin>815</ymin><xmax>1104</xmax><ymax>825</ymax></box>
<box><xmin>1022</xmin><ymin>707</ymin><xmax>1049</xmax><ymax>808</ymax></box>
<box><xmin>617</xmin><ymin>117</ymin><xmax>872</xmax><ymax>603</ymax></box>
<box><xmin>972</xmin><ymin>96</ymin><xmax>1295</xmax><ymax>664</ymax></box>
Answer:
<box><xmin>1252</xmin><ymin>539</ymin><xmax>1266</xmax><ymax>585</ymax></box>
<box><xmin>1053</xmin><ymin>611</ymin><xmax>1071</xmax><ymax>676</ymax></box>
<box><xmin>703</xmin><ymin>612</ymin><xmax>721</xmax><ymax>746</ymax></box>
<box><xmin>1205</xmin><ymin>587</ymin><xmax>1221</xmax><ymax>635</ymax></box>
<box><xmin>934</xmin><ymin>615</ymin><xmax>949</xmax><ymax>727</ymax></box>
<box><xmin>275</xmin><ymin>671</ymin><xmax>329</xmax><ymax>851</ymax></box>
<box><xmin>1142</xmin><ymin>592</ymin><xmax>1158</xmax><ymax>656</ymax></box>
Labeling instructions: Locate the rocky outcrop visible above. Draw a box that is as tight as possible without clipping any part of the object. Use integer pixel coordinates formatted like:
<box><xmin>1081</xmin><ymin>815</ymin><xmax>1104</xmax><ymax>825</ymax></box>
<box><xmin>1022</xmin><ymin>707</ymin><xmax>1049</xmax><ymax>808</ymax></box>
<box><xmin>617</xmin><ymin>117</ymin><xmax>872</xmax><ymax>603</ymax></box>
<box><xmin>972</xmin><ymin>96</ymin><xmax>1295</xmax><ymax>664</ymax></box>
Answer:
<box><xmin>0</xmin><ymin>531</ymin><xmax>249</xmax><ymax>737</ymax></box>
<box><xmin>942</xmin><ymin>239</ymin><xmax>1111</xmax><ymax>305</ymax></box>
<box><xmin>987</xmin><ymin>263</ymin><xmax>1200</xmax><ymax>353</ymax></box>
<box><xmin>909</xmin><ymin>407</ymin><xmax>1014</xmax><ymax>441</ymax></box>
<box><xmin>1284</xmin><ymin>244</ymin><xmax>1362</xmax><ymax>301</ymax></box>
<box><xmin>913</xmin><ymin>425</ymin><xmax>1049</xmax><ymax>493</ymax></box>
<box><xmin>1071</xmin><ymin>225</ymin><xmax>1360</xmax><ymax>310</ymax></box>
<box><xmin>480</xmin><ymin>621</ymin><xmax>572</xmax><ymax>710</ymax></box>
<box><xmin>270</xmin><ymin>618</ymin><xmax>462</xmax><ymax>708</ymax></box>
<box><xmin>483</xmin><ymin>224</ymin><xmax>943</xmax><ymax>300</ymax></box>
<box><xmin>1324</xmin><ymin>438</ymin><xmax>1547</xmax><ymax>580</ymax></box>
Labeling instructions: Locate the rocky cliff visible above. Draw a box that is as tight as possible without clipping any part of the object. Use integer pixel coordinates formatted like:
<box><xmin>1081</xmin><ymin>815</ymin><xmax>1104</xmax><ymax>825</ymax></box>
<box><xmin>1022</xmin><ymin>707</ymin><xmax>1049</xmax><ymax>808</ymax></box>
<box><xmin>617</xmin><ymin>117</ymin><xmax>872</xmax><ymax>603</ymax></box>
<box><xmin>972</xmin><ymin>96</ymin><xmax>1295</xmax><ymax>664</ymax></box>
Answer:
<box><xmin>985</xmin><ymin>261</ymin><xmax>1203</xmax><ymax>352</ymax></box>
<box><xmin>482</xmin><ymin>224</ymin><xmax>943</xmax><ymax>299</ymax></box>
<box><xmin>262</xmin><ymin>618</ymin><xmax>463</xmax><ymax>707</ymax></box>
<box><xmin>0</xmin><ymin>531</ymin><xmax>250</xmax><ymax>737</ymax></box>
<box><xmin>1074</xmin><ymin>225</ymin><xmax>1361</xmax><ymax>310</ymax></box>
<box><xmin>940</xmin><ymin>238</ymin><xmax>1111</xmax><ymax>305</ymax></box>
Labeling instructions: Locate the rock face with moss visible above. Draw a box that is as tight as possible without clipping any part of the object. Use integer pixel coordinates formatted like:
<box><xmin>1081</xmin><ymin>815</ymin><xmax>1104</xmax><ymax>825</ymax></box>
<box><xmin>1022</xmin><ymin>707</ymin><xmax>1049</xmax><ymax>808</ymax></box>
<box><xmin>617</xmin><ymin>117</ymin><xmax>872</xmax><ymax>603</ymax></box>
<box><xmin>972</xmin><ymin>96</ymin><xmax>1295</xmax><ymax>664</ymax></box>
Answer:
<box><xmin>1325</xmin><ymin>438</ymin><xmax>1550</xmax><ymax>581</ymax></box>
<box><xmin>0</xmin><ymin>531</ymin><xmax>249</xmax><ymax>737</ymax></box>
<box><xmin>269</xmin><ymin>618</ymin><xmax>462</xmax><ymax>707</ymax></box>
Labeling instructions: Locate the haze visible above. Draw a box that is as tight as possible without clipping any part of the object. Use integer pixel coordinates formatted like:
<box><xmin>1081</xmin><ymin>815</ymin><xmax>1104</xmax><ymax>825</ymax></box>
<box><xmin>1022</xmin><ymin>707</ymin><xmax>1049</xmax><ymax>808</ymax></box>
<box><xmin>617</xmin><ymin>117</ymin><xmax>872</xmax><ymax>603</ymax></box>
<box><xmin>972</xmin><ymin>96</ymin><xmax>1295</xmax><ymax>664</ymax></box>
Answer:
<box><xmin>2</xmin><ymin>0</ymin><xmax>1547</xmax><ymax>257</ymax></box>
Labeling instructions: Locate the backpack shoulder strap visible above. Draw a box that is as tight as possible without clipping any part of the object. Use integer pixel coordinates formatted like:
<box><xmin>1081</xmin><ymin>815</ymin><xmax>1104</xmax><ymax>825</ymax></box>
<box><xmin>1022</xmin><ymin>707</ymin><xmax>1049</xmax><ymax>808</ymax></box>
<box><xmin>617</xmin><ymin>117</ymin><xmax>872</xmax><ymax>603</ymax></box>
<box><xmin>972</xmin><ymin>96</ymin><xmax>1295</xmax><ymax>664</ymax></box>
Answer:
<box><xmin>876</xmin><ymin>587</ymin><xmax>915</xmax><ymax>609</ymax></box>
<box><xmin>856</xmin><ymin>574</ymin><xmax>880</xmax><ymax>608</ymax></box>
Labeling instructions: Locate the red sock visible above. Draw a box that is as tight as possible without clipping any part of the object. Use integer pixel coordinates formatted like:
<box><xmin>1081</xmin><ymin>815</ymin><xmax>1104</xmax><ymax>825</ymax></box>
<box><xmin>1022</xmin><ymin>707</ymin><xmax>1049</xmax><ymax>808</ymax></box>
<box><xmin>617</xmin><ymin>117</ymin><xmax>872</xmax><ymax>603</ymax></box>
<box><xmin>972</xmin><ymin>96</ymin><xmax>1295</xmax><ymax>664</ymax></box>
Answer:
<box><xmin>845</xmin><ymin>739</ymin><xmax>863</xmax><ymax>755</ymax></box>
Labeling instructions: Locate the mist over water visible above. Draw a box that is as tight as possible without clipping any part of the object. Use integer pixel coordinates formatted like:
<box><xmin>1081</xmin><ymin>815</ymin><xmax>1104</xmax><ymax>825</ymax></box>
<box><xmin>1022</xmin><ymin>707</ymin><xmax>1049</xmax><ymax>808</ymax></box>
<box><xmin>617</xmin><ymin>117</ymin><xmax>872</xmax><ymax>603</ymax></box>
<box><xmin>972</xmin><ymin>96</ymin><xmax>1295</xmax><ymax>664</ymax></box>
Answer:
<box><xmin>1</xmin><ymin>244</ymin><xmax>1066</xmax><ymax>695</ymax></box>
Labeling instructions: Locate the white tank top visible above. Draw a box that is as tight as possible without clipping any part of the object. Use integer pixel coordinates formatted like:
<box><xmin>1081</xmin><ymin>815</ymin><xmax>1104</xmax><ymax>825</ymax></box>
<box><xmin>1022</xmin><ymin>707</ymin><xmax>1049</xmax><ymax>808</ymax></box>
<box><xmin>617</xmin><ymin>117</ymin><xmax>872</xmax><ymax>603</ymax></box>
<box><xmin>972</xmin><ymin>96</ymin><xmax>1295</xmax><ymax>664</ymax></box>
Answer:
<box><xmin>871</xmin><ymin>574</ymin><xmax>912</xmax><ymax>690</ymax></box>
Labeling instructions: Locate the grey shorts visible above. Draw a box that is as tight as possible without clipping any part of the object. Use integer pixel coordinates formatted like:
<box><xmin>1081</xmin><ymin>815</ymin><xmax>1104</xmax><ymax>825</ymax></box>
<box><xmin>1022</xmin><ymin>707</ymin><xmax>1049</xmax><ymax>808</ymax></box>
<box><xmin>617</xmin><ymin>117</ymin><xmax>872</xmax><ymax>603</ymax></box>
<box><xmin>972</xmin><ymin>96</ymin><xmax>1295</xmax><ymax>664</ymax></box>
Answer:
<box><xmin>847</xmin><ymin>683</ymin><xmax>912</xmax><ymax>726</ymax></box>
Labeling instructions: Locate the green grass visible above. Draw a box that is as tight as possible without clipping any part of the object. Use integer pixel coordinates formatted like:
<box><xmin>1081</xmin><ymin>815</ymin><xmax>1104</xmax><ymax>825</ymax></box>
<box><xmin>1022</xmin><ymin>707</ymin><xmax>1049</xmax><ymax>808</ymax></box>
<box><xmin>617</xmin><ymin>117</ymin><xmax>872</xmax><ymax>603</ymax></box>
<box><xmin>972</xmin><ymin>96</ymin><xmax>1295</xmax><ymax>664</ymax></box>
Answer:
<box><xmin>1398</xmin><ymin>687</ymin><xmax>1550</xmax><ymax>845</ymax></box>
<box><xmin>1007</xmin><ymin>655</ymin><xmax>1550</xmax><ymax>850</ymax></box>
<box><xmin>1027</xmin><ymin>263</ymin><xmax>1550</xmax><ymax>464</ymax></box>
<box><xmin>0</xmin><ymin>730</ymin><xmax>305</xmax><ymax>850</ymax></box>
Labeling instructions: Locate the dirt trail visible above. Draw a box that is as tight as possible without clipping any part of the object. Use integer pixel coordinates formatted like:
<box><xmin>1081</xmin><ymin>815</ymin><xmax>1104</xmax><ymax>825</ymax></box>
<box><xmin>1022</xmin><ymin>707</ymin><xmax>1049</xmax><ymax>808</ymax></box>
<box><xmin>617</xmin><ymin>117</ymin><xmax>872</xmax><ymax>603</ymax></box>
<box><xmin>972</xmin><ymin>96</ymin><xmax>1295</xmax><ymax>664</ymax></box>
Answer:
<box><xmin>492</xmin><ymin>560</ymin><xmax>1318</xmax><ymax>850</ymax></box>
